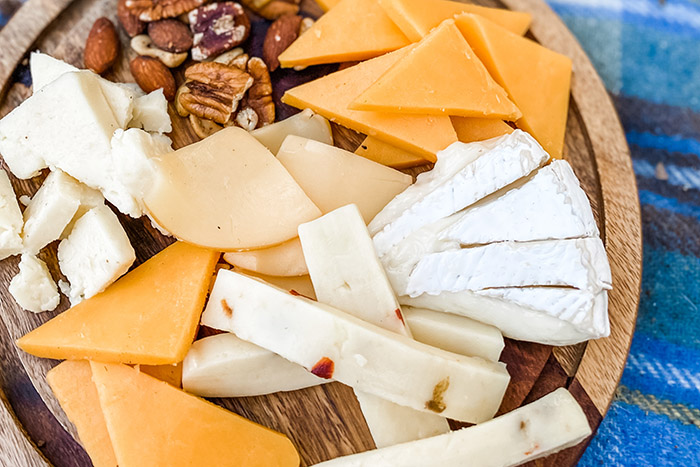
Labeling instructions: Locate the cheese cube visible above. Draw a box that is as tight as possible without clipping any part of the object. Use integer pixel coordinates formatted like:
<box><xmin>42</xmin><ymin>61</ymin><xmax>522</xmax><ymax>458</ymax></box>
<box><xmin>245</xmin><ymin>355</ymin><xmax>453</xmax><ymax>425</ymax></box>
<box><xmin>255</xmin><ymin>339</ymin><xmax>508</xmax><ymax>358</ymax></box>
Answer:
<box><xmin>129</xmin><ymin>89</ymin><xmax>172</xmax><ymax>134</ymax></box>
<box><xmin>9</xmin><ymin>254</ymin><xmax>60</xmax><ymax>313</ymax></box>
<box><xmin>251</xmin><ymin>108</ymin><xmax>333</xmax><ymax>155</ymax></box>
<box><xmin>0</xmin><ymin>169</ymin><xmax>24</xmax><ymax>259</ymax></box>
<box><xmin>57</xmin><ymin>205</ymin><xmax>135</xmax><ymax>304</ymax></box>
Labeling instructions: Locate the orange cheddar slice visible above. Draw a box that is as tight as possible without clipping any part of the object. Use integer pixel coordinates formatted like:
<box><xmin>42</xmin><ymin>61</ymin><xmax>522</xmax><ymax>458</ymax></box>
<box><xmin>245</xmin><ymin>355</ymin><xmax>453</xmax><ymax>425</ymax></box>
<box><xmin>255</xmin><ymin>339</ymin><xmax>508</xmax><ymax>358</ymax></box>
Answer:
<box><xmin>315</xmin><ymin>0</ymin><xmax>338</xmax><ymax>11</ymax></box>
<box><xmin>47</xmin><ymin>361</ymin><xmax>117</xmax><ymax>467</ymax></box>
<box><xmin>455</xmin><ymin>14</ymin><xmax>572</xmax><ymax>157</ymax></box>
<box><xmin>17</xmin><ymin>242</ymin><xmax>219</xmax><ymax>365</ymax></box>
<box><xmin>90</xmin><ymin>362</ymin><xmax>299</xmax><ymax>467</ymax></box>
<box><xmin>282</xmin><ymin>48</ymin><xmax>457</xmax><ymax>161</ymax></box>
<box><xmin>351</xmin><ymin>20</ymin><xmax>521</xmax><ymax>120</ymax></box>
<box><xmin>379</xmin><ymin>0</ymin><xmax>531</xmax><ymax>41</ymax></box>
<box><xmin>138</xmin><ymin>363</ymin><xmax>183</xmax><ymax>388</ymax></box>
<box><xmin>451</xmin><ymin>117</ymin><xmax>514</xmax><ymax>143</ymax></box>
<box><xmin>355</xmin><ymin>136</ymin><xmax>428</xmax><ymax>169</ymax></box>
<box><xmin>278</xmin><ymin>0</ymin><xmax>410</xmax><ymax>68</ymax></box>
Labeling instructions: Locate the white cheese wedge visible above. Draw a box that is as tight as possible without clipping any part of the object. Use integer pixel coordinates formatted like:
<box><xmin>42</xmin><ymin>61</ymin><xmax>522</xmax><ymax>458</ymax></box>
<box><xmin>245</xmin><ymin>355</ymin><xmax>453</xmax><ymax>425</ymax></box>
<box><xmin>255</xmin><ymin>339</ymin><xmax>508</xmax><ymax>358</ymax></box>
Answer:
<box><xmin>182</xmin><ymin>333</ymin><xmax>326</xmax><ymax>397</ymax></box>
<box><xmin>314</xmin><ymin>388</ymin><xmax>591</xmax><ymax>467</ymax></box>
<box><xmin>201</xmin><ymin>269</ymin><xmax>510</xmax><ymax>423</ymax></box>
<box><xmin>402</xmin><ymin>306</ymin><xmax>504</xmax><ymax>361</ymax></box>
<box><xmin>407</xmin><ymin>238</ymin><xmax>612</xmax><ymax>297</ymax></box>
<box><xmin>60</xmin><ymin>184</ymin><xmax>105</xmax><ymax>240</ymax></box>
<box><xmin>57</xmin><ymin>205</ymin><xmax>135</xmax><ymax>304</ymax></box>
<box><xmin>440</xmin><ymin>160</ymin><xmax>598</xmax><ymax>245</ymax></box>
<box><xmin>369</xmin><ymin>130</ymin><xmax>548</xmax><ymax>256</ymax></box>
<box><xmin>251</xmin><ymin>108</ymin><xmax>333</xmax><ymax>154</ymax></box>
<box><xmin>0</xmin><ymin>169</ymin><xmax>24</xmax><ymax>259</ymax></box>
<box><xmin>129</xmin><ymin>89</ymin><xmax>172</xmax><ymax>134</ymax></box>
<box><xmin>298</xmin><ymin>205</ymin><xmax>450</xmax><ymax>447</ymax></box>
<box><xmin>9</xmin><ymin>254</ymin><xmax>60</xmax><ymax>313</ymax></box>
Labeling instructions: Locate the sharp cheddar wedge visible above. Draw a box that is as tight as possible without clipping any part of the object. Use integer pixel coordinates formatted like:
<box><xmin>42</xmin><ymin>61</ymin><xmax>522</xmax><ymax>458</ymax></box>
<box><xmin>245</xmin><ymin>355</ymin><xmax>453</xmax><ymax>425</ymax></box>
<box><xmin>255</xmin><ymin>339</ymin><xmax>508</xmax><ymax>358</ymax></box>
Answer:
<box><xmin>451</xmin><ymin>117</ymin><xmax>514</xmax><ymax>143</ymax></box>
<box><xmin>354</xmin><ymin>136</ymin><xmax>428</xmax><ymax>169</ymax></box>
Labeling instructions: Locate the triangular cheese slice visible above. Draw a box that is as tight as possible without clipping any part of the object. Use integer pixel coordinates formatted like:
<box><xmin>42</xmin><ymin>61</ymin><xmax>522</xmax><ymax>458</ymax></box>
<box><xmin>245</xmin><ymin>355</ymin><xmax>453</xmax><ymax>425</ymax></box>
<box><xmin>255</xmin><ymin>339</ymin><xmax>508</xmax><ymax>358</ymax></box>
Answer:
<box><xmin>278</xmin><ymin>0</ymin><xmax>410</xmax><ymax>68</ymax></box>
<box><xmin>451</xmin><ymin>117</ymin><xmax>513</xmax><ymax>143</ymax></box>
<box><xmin>378</xmin><ymin>0</ymin><xmax>531</xmax><ymax>41</ymax></box>
<box><xmin>351</xmin><ymin>21</ymin><xmax>521</xmax><ymax>120</ymax></box>
<box><xmin>355</xmin><ymin>136</ymin><xmax>428</xmax><ymax>169</ymax></box>
<box><xmin>47</xmin><ymin>361</ymin><xmax>117</xmax><ymax>467</ymax></box>
<box><xmin>282</xmin><ymin>47</ymin><xmax>457</xmax><ymax>161</ymax></box>
<box><xmin>17</xmin><ymin>242</ymin><xmax>219</xmax><ymax>364</ymax></box>
<box><xmin>455</xmin><ymin>14</ymin><xmax>572</xmax><ymax>157</ymax></box>
<box><xmin>90</xmin><ymin>362</ymin><xmax>299</xmax><ymax>467</ymax></box>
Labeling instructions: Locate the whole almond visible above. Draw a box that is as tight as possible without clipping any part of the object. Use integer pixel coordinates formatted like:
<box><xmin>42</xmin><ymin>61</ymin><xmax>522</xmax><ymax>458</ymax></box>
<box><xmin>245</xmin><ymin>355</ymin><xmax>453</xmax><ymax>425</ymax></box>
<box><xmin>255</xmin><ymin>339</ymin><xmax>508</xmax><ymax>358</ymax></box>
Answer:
<box><xmin>84</xmin><ymin>17</ymin><xmax>120</xmax><ymax>74</ymax></box>
<box><xmin>148</xmin><ymin>19</ymin><xmax>193</xmax><ymax>53</ymax></box>
<box><xmin>130</xmin><ymin>56</ymin><xmax>176</xmax><ymax>101</ymax></box>
<box><xmin>263</xmin><ymin>14</ymin><xmax>302</xmax><ymax>72</ymax></box>
<box><xmin>118</xmin><ymin>0</ymin><xmax>146</xmax><ymax>37</ymax></box>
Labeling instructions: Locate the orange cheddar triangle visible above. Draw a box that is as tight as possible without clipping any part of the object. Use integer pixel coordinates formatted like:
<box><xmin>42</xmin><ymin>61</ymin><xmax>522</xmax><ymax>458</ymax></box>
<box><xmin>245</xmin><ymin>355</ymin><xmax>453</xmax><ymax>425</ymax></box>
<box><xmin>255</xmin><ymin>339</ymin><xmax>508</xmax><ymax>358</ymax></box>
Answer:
<box><xmin>17</xmin><ymin>242</ymin><xmax>219</xmax><ymax>365</ymax></box>
<box><xmin>451</xmin><ymin>117</ymin><xmax>514</xmax><ymax>143</ymax></box>
<box><xmin>47</xmin><ymin>361</ymin><xmax>118</xmax><ymax>467</ymax></box>
<box><xmin>355</xmin><ymin>136</ymin><xmax>428</xmax><ymax>169</ymax></box>
<box><xmin>455</xmin><ymin>14</ymin><xmax>572</xmax><ymax>157</ymax></box>
<box><xmin>350</xmin><ymin>20</ymin><xmax>521</xmax><ymax>120</ymax></box>
<box><xmin>379</xmin><ymin>0</ymin><xmax>531</xmax><ymax>41</ymax></box>
<box><xmin>282</xmin><ymin>47</ymin><xmax>457</xmax><ymax>161</ymax></box>
<box><xmin>278</xmin><ymin>0</ymin><xmax>410</xmax><ymax>68</ymax></box>
<box><xmin>90</xmin><ymin>362</ymin><xmax>299</xmax><ymax>467</ymax></box>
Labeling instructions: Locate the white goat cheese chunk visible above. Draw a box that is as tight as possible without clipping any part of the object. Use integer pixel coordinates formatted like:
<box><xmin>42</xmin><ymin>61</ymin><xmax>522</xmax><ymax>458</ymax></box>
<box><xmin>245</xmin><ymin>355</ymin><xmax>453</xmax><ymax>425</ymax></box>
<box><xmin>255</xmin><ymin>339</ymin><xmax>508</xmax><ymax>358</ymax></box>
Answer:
<box><xmin>9</xmin><ymin>254</ymin><xmax>60</xmax><ymax>313</ymax></box>
<box><xmin>0</xmin><ymin>169</ymin><xmax>24</xmax><ymax>259</ymax></box>
<box><xmin>129</xmin><ymin>89</ymin><xmax>172</xmax><ymax>134</ymax></box>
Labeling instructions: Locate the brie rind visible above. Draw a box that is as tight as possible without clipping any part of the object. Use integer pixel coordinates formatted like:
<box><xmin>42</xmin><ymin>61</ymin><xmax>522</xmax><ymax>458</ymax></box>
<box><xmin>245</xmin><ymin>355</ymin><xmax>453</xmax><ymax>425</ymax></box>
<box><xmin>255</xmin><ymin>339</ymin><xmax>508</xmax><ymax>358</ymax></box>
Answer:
<box><xmin>0</xmin><ymin>169</ymin><xmax>24</xmax><ymax>260</ymax></box>
<box><xmin>440</xmin><ymin>160</ymin><xmax>599</xmax><ymax>245</ymax></box>
<box><xmin>406</xmin><ymin>238</ymin><xmax>612</xmax><ymax>297</ymax></box>
<box><xmin>369</xmin><ymin>130</ymin><xmax>548</xmax><ymax>256</ymax></box>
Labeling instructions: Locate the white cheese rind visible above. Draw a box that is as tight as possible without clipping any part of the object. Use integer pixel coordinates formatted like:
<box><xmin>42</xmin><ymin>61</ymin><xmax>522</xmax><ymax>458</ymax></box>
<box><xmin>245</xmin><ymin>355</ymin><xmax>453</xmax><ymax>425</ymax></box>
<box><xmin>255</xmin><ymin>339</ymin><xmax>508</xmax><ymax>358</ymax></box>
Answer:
<box><xmin>57</xmin><ymin>205</ymin><xmax>135</xmax><ymax>304</ymax></box>
<box><xmin>440</xmin><ymin>160</ymin><xmax>599</xmax><ymax>245</ymax></box>
<box><xmin>402</xmin><ymin>306</ymin><xmax>504</xmax><ymax>361</ymax></box>
<box><xmin>0</xmin><ymin>169</ymin><xmax>24</xmax><ymax>259</ymax></box>
<box><xmin>201</xmin><ymin>269</ymin><xmax>510</xmax><ymax>423</ymax></box>
<box><xmin>369</xmin><ymin>130</ymin><xmax>548</xmax><ymax>256</ymax></box>
<box><xmin>182</xmin><ymin>333</ymin><xmax>326</xmax><ymax>397</ymax></box>
<box><xmin>407</xmin><ymin>238</ymin><xmax>612</xmax><ymax>297</ymax></box>
<box><xmin>314</xmin><ymin>388</ymin><xmax>592</xmax><ymax>467</ymax></box>
<box><xmin>129</xmin><ymin>89</ymin><xmax>172</xmax><ymax>134</ymax></box>
<box><xmin>9</xmin><ymin>254</ymin><xmax>60</xmax><ymax>313</ymax></box>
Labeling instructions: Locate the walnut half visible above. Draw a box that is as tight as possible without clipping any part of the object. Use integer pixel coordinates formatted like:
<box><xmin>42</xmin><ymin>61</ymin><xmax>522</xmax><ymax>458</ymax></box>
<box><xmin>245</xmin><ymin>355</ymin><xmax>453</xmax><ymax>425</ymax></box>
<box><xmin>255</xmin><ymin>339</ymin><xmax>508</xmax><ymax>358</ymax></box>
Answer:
<box><xmin>125</xmin><ymin>0</ymin><xmax>207</xmax><ymax>22</ymax></box>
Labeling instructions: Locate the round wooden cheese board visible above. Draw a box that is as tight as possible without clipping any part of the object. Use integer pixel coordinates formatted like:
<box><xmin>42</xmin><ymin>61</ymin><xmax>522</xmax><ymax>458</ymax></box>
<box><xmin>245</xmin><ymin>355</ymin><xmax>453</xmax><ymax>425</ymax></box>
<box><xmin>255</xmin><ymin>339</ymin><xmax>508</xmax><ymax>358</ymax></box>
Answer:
<box><xmin>0</xmin><ymin>0</ymin><xmax>642</xmax><ymax>465</ymax></box>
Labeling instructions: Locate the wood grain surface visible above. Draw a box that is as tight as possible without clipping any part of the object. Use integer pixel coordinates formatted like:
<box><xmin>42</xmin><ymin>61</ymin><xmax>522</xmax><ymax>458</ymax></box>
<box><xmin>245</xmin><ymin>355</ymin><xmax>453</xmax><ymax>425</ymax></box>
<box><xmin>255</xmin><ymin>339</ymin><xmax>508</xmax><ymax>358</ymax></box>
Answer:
<box><xmin>0</xmin><ymin>0</ymin><xmax>642</xmax><ymax>465</ymax></box>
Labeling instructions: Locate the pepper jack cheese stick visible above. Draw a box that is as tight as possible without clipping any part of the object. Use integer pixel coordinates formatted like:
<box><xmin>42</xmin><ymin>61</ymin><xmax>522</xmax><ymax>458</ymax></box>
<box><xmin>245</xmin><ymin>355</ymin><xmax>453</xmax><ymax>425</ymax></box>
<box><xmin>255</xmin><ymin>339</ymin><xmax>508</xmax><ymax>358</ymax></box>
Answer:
<box><xmin>201</xmin><ymin>269</ymin><xmax>510</xmax><ymax>423</ymax></box>
<box><xmin>313</xmin><ymin>388</ymin><xmax>591</xmax><ymax>467</ymax></box>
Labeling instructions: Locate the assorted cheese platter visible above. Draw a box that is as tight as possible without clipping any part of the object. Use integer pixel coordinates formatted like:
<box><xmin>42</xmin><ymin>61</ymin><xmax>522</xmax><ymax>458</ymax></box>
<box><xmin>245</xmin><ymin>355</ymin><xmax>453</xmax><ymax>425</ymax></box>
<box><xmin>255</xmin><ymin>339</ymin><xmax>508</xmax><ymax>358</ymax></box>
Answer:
<box><xmin>0</xmin><ymin>0</ymin><xmax>642</xmax><ymax>466</ymax></box>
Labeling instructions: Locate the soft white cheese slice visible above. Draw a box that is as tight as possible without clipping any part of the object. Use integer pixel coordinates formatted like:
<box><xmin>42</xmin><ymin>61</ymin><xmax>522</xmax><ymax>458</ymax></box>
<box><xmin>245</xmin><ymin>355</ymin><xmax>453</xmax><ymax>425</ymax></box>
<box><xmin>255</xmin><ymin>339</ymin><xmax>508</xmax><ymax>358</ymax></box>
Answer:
<box><xmin>0</xmin><ymin>169</ymin><xmax>24</xmax><ymax>260</ymax></box>
<box><xmin>201</xmin><ymin>269</ymin><xmax>510</xmax><ymax>423</ymax></box>
<box><xmin>402</xmin><ymin>306</ymin><xmax>504</xmax><ymax>361</ymax></box>
<box><xmin>369</xmin><ymin>130</ymin><xmax>548</xmax><ymax>256</ymax></box>
<box><xmin>182</xmin><ymin>333</ymin><xmax>326</xmax><ymax>397</ymax></box>
<box><xmin>407</xmin><ymin>238</ymin><xmax>612</xmax><ymax>297</ymax></box>
<box><xmin>129</xmin><ymin>89</ymin><xmax>172</xmax><ymax>134</ymax></box>
<box><xmin>313</xmin><ymin>388</ymin><xmax>591</xmax><ymax>467</ymax></box>
<box><xmin>9</xmin><ymin>254</ymin><xmax>60</xmax><ymax>313</ymax></box>
<box><xmin>440</xmin><ymin>160</ymin><xmax>599</xmax><ymax>245</ymax></box>
<box><xmin>57</xmin><ymin>205</ymin><xmax>135</xmax><ymax>304</ymax></box>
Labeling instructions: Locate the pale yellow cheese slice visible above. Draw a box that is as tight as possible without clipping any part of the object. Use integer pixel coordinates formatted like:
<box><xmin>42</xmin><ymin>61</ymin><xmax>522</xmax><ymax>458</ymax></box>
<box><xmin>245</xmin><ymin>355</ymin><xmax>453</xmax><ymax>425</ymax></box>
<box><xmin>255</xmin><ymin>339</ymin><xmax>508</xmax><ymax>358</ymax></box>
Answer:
<box><xmin>223</xmin><ymin>237</ymin><xmax>308</xmax><ymax>277</ymax></box>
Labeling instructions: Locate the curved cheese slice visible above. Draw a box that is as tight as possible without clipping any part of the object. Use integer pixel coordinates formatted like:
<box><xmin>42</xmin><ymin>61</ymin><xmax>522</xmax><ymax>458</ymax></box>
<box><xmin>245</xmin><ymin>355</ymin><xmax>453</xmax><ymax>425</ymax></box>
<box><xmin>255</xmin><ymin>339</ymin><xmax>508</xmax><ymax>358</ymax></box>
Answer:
<box><xmin>223</xmin><ymin>237</ymin><xmax>308</xmax><ymax>277</ymax></box>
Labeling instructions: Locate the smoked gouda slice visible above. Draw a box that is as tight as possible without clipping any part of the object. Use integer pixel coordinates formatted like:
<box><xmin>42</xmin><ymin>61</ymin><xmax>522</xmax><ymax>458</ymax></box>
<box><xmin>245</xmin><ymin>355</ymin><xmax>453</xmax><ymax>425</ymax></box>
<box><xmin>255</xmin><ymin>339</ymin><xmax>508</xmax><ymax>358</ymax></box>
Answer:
<box><xmin>451</xmin><ymin>117</ymin><xmax>514</xmax><ymax>143</ymax></box>
<box><xmin>455</xmin><ymin>14</ymin><xmax>572</xmax><ymax>157</ymax></box>
<box><xmin>378</xmin><ymin>0</ymin><xmax>531</xmax><ymax>41</ymax></box>
<box><xmin>90</xmin><ymin>362</ymin><xmax>299</xmax><ymax>467</ymax></box>
<box><xmin>354</xmin><ymin>136</ymin><xmax>428</xmax><ymax>169</ymax></box>
<box><xmin>351</xmin><ymin>20</ymin><xmax>521</xmax><ymax>120</ymax></box>
<box><xmin>278</xmin><ymin>0</ymin><xmax>410</xmax><ymax>68</ymax></box>
<box><xmin>282</xmin><ymin>48</ymin><xmax>457</xmax><ymax>161</ymax></box>
<box><xmin>17</xmin><ymin>242</ymin><xmax>219</xmax><ymax>365</ymax></box>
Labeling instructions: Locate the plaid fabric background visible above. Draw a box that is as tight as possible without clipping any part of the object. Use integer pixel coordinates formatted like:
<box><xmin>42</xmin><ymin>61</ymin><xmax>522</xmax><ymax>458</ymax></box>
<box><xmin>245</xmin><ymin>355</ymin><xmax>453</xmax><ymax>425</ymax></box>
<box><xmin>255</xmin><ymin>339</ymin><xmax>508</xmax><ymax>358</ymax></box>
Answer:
<box><xmin>1</xmin><ymin>0</ymin><xmax>699</xmax><ymax>465</ymax></box>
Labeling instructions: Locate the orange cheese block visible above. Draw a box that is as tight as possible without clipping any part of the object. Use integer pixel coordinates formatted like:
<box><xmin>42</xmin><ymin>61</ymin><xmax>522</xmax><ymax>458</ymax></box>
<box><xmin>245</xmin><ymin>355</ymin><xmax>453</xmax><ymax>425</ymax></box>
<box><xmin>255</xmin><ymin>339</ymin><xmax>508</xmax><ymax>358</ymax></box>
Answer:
<box><xmin>278</xmin><ymin>0</ymin><xmax>410</xmax><ymax>68</ymax></box>
<box><xmin>47</xmin><ymin>361</ymin><xmax>118</xmax><ymax>467</ymax></box>
<box><xmin>315</xmin><ymin>0</ymin><xmax>337</xmax><ymax>11</ymax></box>
<box><xmin>451</xmin><ymin>117</ymin><xmax>514</xmax><ymax>143</ymax></box>
<box><xmin>138</xmin><ymin>363</ymin><xmax>183</xmax><ymax>388</ymax></box>
<box><xmin>355</xmin><ymin>136</ymin><xmax>428</xmax><ymax>169</ymax></box>
<box><xmin>282</xmin><ymin>47</ymin><xmax>457</xmax><ymax>161</ymax></box>
<box><xmin>378</xmin><ymin>0</ymin><xmax>531</xmax><ymax>41</ymax></box>
<box><xmin>17</xmin><ymin>242</ymin><xmax>219</xmax><ymax>365</ymax></box>
<box><xmin>455</xmin><ymin>14</ymin><xmax>572</xmax><ymax>157</ymax></box>
<box><xmin>90</xmin><ymin>362</ymin><xmax>299</xmax><ymax>467</ymax></box>
<box><xmin>351</xmin><ymin>20</ymin><xmax>521</xmax><ymax>120</ymax></box>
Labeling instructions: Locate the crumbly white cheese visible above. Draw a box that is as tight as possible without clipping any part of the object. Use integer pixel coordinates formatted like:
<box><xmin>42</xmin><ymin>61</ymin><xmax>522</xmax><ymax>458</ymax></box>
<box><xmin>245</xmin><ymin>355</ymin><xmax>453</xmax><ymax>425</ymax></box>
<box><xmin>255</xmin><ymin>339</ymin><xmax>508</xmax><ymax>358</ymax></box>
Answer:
<box><xmin>57</xmin><ymin>205</ymin><xmax>135</xmax><ymax>304</ymax></box>
<box><xmin>9</xmin><ymin>254</ymin><xmax>60</xmax><ymax>313</ymax></box>
<box><xmin>129</xmin><ymin>89</ymin><xmax>172</xmax><ymax>134</ymax></box>
<box><xmin>29</xmin><ymin>51</ymin><xmax>78</xmax><ymax>91</ymax></box>
<box><xmin>0</xmin><ymin>169</ymin><xmax>24</xmax><ymax>260</ymax></box>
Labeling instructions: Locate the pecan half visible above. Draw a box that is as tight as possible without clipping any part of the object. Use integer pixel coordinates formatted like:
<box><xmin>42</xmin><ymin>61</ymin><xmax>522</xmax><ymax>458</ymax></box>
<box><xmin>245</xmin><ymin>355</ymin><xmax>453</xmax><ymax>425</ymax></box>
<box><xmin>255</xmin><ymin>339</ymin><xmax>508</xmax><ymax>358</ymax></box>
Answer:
<box><xmin>245</xmin><ymin>57</ymin><xmax>275</xmax><ymax>127</ymax></box>
<box><xmin>189</xmin><ymin>2</ymin><xmax>251</xmax><ymax>61</ymax></box>
<box><xmin>125</xmin><ymin>0</ymin><xmax>207</xmax><ymax>22</ymax></box>
<box><xmin>180</xmin><ymin>61</ymin><xmax>253</xmax><ymax>124</ymax></box>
